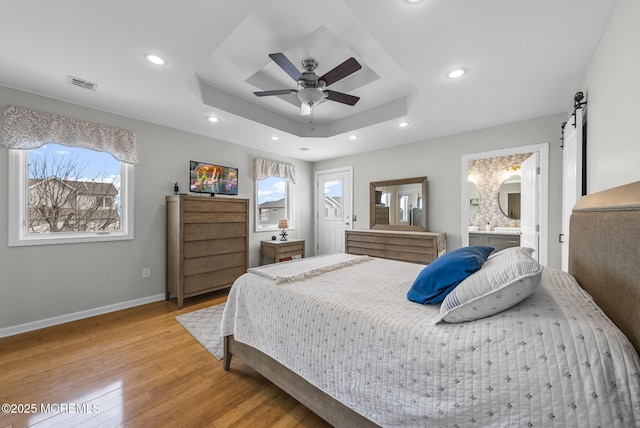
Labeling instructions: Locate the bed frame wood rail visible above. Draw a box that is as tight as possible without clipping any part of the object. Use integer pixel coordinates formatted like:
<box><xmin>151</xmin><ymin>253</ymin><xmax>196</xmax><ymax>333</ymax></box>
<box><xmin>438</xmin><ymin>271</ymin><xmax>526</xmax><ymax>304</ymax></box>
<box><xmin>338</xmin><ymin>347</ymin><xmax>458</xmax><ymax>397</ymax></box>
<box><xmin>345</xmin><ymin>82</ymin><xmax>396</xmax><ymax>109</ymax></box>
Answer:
<box><xmin>223</xmin><ymin>335</ymin><xmax>380</xmax><ymax>428</ymax></box>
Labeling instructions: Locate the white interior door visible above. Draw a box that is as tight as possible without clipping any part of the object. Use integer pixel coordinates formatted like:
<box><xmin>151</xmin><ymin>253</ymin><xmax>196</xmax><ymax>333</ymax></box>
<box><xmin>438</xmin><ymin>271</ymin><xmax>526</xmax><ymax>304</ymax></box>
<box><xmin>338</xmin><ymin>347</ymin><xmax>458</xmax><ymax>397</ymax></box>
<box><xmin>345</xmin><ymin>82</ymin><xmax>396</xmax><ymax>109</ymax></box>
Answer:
<box><xmin>520</xmin><ymin>153</ymin><xmax>539</xmax><ymax>261</ymax></box>
<box><xmin>315</xmin><ymin>168</ymin><xmax>352</xmax><ymax>255</ymax></box>
<box><xmin>561</xmin><ymin>109</ymin><xmax>583</xmax><ymax>272</ymax></box>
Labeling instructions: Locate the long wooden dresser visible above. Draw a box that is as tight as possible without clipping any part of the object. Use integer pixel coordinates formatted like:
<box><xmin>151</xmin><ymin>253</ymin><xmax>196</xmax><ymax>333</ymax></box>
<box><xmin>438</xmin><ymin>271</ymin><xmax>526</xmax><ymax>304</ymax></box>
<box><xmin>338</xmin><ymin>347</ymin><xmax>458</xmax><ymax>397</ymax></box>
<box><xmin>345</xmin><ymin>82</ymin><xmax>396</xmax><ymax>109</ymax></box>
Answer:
<box><xmin>345</xmin><ymin>229</ymin><xmax>446</xmax><ymax>264</ymax></box>
<box><xmin>166</xmin><ymin>195</ymin><xmax>249</xmax><ymax>309</ymax></box>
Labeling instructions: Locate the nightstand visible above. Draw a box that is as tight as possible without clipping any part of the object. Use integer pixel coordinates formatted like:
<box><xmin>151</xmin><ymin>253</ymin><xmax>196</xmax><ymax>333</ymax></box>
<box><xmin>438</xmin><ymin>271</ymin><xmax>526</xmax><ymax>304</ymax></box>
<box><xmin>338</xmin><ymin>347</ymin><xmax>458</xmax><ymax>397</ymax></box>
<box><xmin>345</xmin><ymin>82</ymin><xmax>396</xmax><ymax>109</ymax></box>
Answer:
<box><xmin>260</xmin><ymin>239</ymin><xmax>305</xmax><ymax>265</ymax></box>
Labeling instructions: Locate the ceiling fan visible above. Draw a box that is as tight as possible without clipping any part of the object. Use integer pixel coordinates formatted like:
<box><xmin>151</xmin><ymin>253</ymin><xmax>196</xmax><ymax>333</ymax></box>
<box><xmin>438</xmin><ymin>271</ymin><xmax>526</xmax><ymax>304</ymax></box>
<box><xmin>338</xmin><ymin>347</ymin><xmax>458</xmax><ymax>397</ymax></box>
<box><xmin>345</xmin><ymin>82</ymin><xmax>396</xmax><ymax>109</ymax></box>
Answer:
<box><xmin>254</xmin><ymin>53</ymin><xmax>362</xmax><ymax>119</ymax></box>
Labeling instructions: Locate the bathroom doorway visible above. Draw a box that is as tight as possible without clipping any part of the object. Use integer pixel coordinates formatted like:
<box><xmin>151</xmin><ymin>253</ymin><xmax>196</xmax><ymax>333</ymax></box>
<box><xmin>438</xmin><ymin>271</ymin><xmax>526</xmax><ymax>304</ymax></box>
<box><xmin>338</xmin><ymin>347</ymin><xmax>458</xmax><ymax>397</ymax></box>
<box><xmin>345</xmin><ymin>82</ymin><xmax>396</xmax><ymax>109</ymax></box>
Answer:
<box><xmin>461</xmin><ymin>143</ymin><xmax>549</xmax><ymax>266</ymax></box>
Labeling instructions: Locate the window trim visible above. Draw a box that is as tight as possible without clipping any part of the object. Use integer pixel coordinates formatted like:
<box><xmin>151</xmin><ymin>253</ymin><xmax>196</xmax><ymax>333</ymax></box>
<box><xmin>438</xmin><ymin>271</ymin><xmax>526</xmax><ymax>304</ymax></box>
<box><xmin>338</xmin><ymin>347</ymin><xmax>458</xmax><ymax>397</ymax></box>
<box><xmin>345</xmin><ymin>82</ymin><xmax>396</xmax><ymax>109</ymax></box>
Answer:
<box><xmin>254</xmin><ymin>177</ymin><xmax>294</xmax><ymax>233</ymax></box>
<box><xmin>8</xmin><ymin>149</ymin><xmax>134</xmax><ymax>246</ymax></box>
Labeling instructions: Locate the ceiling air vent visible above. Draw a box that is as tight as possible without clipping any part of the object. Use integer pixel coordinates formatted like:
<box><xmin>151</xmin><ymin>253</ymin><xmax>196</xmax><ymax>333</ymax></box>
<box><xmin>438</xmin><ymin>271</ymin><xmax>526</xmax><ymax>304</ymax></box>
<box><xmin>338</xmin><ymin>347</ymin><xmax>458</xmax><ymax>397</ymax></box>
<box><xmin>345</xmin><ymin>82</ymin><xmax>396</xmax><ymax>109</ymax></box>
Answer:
<box><xmin>68</xmin><ymin>75</ymin><xmax>97</xmax><ymax>92</ymax></box>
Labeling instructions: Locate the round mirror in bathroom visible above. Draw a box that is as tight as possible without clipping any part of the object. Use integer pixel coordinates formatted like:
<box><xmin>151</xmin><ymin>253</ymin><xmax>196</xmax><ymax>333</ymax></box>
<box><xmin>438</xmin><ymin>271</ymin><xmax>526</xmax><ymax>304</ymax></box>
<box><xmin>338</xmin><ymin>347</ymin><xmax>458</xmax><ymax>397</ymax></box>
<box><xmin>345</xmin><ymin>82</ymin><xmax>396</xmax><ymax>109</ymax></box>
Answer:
<box><xmin>497</xmin><ymin>174</ymin><xmax>521</xmax><ymax>219</ymax></box>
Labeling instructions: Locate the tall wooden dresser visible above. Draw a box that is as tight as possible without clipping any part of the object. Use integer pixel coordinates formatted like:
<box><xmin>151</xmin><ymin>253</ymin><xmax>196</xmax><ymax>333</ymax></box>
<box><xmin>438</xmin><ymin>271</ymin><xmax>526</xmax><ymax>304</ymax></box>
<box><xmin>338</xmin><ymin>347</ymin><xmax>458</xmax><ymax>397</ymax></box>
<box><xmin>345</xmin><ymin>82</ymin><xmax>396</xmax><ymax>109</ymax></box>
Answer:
<box><xmin>166</xmin><ymin>195</ymin><xmax>248</xmax><ymax>309</ymax></box>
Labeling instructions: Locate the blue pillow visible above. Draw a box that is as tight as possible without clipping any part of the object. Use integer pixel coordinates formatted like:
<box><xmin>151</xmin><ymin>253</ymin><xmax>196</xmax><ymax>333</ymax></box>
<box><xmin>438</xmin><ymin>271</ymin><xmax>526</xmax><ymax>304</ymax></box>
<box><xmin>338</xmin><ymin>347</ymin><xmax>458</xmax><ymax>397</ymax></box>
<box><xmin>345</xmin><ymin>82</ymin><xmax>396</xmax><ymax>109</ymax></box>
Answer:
<box><xmin>407</xmin><ymin>246</ymin><xmax>494</xmax><ymax>304</ymax></box>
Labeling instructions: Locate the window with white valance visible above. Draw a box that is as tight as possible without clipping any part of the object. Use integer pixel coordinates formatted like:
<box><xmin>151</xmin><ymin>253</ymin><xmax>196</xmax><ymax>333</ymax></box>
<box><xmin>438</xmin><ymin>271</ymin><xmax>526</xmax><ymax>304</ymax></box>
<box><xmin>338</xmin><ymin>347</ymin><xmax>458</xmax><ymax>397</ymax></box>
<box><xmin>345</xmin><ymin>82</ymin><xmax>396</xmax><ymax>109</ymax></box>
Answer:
<box><xmin>253</xmin><ymin>158</ymin><xmax>296</xmax><ymax>232</ymax></box>
<box><xmin>2</xmin><ymin>105</ymin><xmax>138</xmax><ymax>164</ymax></box>
<box><xmin>252</xmin><ymin>158</ymin><xmax>296</xmax><ymax>184</ymax></box>
<box><xmin>3</xmin><ymin>105</ymin><xmax>136</xmax><ymax>246</ymax></box>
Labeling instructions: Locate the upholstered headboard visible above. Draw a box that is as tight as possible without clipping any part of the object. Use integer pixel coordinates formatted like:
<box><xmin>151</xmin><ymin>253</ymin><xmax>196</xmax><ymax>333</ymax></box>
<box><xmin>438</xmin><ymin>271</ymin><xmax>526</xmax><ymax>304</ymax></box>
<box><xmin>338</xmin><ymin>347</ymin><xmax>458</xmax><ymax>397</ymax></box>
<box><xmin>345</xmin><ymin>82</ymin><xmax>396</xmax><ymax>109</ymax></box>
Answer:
<box><xmin>569</xmin><ymin>181</ymin><xmax>640</xmax><ymax>354</ymax></box>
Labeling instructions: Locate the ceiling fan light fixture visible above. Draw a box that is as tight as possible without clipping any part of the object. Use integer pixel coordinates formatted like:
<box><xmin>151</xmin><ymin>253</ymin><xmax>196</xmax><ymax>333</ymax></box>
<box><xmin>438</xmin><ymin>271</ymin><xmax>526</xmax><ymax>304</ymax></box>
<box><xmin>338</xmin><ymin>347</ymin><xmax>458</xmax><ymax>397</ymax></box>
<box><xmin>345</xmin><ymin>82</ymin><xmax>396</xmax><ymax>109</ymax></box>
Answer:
<box><xmin>297</xmin><ymin>88</ymin><xmax>326</xmax><ymax>107</ymax></box>
<box><xmin>254</xmin><ymin>53</ymin><xmax>362</xmax><ymax>115</ymax></box>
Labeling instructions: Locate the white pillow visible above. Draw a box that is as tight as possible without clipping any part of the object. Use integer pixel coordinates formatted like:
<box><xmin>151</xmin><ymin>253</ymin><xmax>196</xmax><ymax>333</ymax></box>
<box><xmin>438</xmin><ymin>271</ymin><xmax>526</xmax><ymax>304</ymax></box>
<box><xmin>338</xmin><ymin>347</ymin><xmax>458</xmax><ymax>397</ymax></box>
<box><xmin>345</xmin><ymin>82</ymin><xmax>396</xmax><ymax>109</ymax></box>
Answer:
<box><xmin>487</xmin><ymin>246</ymin><xmax>535</xmax><ymax>260</ymax></box>
<box><xmin>435</xmin><ymin>248</ymin><xmax>542</xmax><ymax>323</ymax></box>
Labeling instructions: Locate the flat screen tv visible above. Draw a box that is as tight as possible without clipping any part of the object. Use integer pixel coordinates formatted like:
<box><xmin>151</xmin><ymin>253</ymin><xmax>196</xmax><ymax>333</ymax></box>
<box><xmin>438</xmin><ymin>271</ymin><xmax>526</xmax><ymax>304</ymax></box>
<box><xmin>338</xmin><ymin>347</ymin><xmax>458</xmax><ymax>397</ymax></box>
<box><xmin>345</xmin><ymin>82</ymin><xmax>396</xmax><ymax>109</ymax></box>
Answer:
<box><xmin>189</xmin><ymin>160</ymin><xmax>238</xmax><ymax>196</ymax></box>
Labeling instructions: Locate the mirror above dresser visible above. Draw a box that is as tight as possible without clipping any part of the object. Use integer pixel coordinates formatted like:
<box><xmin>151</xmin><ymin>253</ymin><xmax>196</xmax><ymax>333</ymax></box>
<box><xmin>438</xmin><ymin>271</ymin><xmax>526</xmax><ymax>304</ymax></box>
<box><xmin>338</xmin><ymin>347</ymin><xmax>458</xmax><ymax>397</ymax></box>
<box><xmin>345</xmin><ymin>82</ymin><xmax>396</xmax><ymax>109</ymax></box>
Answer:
<box><xmin>370</xmin><ymin>176</ymin><xmax>428</xmax><ymax>231</ymax></box>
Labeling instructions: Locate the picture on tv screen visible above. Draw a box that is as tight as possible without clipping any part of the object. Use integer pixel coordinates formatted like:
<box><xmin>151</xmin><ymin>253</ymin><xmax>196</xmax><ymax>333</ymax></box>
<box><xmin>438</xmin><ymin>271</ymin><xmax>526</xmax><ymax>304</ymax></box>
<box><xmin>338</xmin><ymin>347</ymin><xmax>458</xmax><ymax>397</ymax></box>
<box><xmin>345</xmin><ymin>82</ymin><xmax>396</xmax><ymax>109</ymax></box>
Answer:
<box><xmin>189</xmin><ymin>161</ymin><xmax>238</xmax><ymax>195</ymax></box>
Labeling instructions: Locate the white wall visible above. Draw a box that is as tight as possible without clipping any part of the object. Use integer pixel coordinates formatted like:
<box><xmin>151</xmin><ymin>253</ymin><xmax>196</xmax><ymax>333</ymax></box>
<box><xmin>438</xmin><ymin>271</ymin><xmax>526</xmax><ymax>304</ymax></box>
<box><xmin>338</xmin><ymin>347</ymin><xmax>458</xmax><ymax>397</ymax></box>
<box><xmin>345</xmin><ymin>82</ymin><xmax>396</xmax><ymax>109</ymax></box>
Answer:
<box><xmin>0</xmin><ymin>85</ymin><xmax>313</xmax><ymax>332</ymax></box>
<box><xmin>579</xmin><ymin>0</ymin><xmax>640</xmax><ymax>192</ymax></box>
<box><xmin>314</xmin><ymin>113</ymin><xmax>566</xmax><ymax>267</ymax></box>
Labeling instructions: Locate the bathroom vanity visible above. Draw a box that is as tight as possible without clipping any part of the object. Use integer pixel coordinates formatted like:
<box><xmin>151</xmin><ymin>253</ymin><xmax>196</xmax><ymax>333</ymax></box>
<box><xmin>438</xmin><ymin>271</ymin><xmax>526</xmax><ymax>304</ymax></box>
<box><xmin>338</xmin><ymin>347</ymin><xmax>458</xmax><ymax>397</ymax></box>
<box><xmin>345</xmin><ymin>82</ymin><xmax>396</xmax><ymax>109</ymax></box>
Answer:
<box><xmin>469</xmin><ymin>230</ymin><xmax>520</xmax><ymax>254</ymax></box>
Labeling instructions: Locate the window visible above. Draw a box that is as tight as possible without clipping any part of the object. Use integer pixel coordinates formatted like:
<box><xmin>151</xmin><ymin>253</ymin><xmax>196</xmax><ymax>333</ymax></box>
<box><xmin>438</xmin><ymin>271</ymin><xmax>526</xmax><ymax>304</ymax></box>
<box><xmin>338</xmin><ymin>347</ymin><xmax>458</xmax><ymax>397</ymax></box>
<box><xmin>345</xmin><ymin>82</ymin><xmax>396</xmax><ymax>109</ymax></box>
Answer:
<box><xmin>323</xmin><ymin>179</ymin><xmax>343</xmax><ymax>220</ymax></box>
<box><xmin>8</xmin><ymin>144</ymin><xmax>134</xmax><ymax>246</ymax></box>
<box><xmin>252</xmin><ymin>158</ymin><xmax>296</xmax><ymax>232</ymax></box>
<box><xmin>255</xmin><ymin>176</ymin><xmax>292</xmax><ymax>231</ymax></box>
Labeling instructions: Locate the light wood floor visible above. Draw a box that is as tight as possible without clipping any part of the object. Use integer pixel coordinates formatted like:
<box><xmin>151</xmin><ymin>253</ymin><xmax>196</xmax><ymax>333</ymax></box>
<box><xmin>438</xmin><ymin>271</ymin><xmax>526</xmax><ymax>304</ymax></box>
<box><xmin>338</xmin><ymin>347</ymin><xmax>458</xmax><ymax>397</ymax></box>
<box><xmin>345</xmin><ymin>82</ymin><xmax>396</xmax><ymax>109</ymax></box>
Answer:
<box><xmin>0</xmin><ymin>291</ymin><xmax>331</xmax><ymax>428</ymax></box>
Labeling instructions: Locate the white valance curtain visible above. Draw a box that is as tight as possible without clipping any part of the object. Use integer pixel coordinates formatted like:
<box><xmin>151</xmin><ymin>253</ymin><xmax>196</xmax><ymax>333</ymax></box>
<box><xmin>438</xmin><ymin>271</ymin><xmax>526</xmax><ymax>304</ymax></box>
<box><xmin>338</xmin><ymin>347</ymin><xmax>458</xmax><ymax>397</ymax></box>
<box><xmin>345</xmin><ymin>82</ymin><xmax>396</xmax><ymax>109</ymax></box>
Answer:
<box><xmin>253</xmin><ymin>158</ymin><xmax>296</xmax><ymax>184</ymax></box>
<box><xmin>1</xmin><ymin>105</ymin><xmax>138</xmax><ymax>165</ymax></box>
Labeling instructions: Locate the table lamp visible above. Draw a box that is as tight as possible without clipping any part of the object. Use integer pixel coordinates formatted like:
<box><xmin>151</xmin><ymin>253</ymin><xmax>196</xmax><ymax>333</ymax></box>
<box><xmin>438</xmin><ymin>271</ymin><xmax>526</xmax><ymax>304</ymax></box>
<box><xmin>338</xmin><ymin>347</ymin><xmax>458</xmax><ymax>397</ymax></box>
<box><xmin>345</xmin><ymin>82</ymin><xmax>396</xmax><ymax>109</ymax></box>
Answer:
<box><xmin>278</xmin><ymin>218</ymin><xmax>289</xmax><ymax>241</ymax></box>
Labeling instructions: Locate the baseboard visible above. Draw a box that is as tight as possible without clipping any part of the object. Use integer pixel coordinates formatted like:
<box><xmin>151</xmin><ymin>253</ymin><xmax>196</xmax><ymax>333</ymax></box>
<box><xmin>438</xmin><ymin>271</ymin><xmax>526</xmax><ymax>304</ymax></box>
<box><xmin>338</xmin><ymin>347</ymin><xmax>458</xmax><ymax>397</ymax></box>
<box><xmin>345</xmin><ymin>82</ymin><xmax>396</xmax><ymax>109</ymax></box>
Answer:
<box><xmin>0</xmin><ymin>293</ymin><xmax>166</xmax><ymax>338</ymax></box>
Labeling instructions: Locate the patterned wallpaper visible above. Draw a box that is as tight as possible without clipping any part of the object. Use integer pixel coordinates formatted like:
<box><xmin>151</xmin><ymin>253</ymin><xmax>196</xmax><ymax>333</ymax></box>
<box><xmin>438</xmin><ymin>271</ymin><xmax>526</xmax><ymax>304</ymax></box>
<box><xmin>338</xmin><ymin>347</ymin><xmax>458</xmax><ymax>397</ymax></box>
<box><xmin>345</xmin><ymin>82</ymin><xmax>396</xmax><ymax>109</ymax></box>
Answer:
<box><xmin>468</xmin><ymin>153</ymin><xmax>532</xmax><ymax>229</ymax></box>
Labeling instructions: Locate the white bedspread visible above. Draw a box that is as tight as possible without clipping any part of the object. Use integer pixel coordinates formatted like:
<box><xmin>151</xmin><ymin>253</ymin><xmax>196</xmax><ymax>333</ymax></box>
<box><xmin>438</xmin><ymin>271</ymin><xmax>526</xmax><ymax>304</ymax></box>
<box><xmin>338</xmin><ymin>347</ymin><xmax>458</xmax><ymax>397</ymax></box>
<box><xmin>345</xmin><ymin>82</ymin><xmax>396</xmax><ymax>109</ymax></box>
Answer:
<box><xmin>247</xmin><ymin>253</ymin><xmax>370</xmax><ymax>283</ymax></box>
<box><xmin>221</xmin><ymin>256</ymin><xmax>640</xmax><ymax>427</ymax></box>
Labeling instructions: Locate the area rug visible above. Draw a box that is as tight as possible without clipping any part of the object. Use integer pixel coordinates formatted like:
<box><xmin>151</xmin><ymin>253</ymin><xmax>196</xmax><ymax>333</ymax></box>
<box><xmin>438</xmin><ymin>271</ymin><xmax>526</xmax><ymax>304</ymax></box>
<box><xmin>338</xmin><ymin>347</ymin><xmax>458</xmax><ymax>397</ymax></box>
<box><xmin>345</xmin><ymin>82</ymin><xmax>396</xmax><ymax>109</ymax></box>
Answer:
<box><xmin>175</xmin><ymin>303</ymin><xmax>225</xmax><ymax>360</ymax></box>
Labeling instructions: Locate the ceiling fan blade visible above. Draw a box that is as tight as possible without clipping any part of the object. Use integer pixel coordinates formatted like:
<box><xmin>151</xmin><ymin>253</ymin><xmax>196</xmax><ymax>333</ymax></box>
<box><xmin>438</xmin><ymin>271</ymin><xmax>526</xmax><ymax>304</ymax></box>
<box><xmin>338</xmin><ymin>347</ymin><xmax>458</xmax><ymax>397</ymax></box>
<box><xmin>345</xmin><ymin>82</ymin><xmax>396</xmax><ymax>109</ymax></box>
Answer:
<box><xmin>324</xmin><ymin>90</ymin><xmax>360</xmax><ymax>106</ymax></box>
<box><xmin>318</xmin><ymin>57</ymin><xmax>362</xmax><ymax>86</ymax></box>
<box><xmin>254</xmin><ymin>89</ymin><xmax>296</xmax><ymax>97</ymax></box>
<box><xmin>269</xmin><ymin>53</ymin><xmax>303</xmax><ymax>81</ymax></box>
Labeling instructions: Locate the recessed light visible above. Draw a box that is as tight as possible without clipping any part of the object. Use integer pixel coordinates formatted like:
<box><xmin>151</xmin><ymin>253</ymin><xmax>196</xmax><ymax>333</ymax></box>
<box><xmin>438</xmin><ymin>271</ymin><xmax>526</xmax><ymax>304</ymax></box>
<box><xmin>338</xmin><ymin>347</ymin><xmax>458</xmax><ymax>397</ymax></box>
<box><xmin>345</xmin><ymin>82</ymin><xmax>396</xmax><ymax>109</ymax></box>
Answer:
<box><xmin>145</xmin><ymin>54</ymin><xmax>166</xmax><ymax>66</ymax></box>
<box><xmin>299</xmin><ymin>147</ymin><xmax>310</xmax><ymax>151</ymax></box>
<box><xmin>207</xmin><ymin>116</ymin><xmax>219</xmax><ymax>123</ymax></box>
<box><xmin>349</xmin><ymin>135</ymin><xmax>358</xmax><ymax>140</ymax></box>
<box><xmin>398</xmin><ymin>121</ymin><xmax>410</xmax><ymax>128</ymax></box>
<box><xmin>271</xmin><ymin>136</ymin><xmax>280</xmax><ymax>141</ymax></box>
<box><xmin>405</xmin><ymin>0</ymin><xmax>424</xmax><ymax>3</ymax></box>
<box><xmin>447</xmin><ymin>68</ymin><xmax>466</xmax><ymax>79</ymax></box>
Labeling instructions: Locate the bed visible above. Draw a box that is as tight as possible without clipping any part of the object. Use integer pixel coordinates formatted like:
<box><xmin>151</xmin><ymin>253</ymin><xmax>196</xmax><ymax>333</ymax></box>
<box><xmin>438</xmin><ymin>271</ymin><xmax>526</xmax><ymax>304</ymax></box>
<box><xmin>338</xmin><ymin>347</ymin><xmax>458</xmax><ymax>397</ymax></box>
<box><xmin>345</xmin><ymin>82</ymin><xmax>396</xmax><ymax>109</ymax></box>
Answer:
<box><xmin>221</xmin><ymin>181</ymin><xmax>640</xmax><ymax>427</ymax></box>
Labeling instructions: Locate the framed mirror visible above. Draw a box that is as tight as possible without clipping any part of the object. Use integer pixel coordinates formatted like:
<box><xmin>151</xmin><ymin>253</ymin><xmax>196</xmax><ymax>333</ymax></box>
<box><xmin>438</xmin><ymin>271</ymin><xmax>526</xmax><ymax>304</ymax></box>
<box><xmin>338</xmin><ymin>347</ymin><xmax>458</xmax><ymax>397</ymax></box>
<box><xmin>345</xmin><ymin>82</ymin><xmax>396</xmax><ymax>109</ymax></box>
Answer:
<box><xmin>370</xmin><ymin>176</ymin><xmax>428</xmax><ymax>231</ymax></box>
<box><xmin>498</xmin><ymin>174</ymin><xmax>521</xmax><ymax>219</ymax></box>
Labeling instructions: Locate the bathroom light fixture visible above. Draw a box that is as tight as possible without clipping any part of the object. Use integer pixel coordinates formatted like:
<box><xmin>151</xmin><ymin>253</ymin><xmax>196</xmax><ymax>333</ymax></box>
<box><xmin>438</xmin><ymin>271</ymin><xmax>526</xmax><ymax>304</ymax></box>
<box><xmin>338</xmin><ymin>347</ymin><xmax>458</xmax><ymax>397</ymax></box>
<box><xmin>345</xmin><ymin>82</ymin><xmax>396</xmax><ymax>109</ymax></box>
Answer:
<box><xmin>145</xmin><ymin>54</ymin><xmax>166</xmax><ymax>66</ymax></box>
<box><xmin>447</xmin><ymin>68</ymin><xmax>466</xmax><ymax>79</ymax></box>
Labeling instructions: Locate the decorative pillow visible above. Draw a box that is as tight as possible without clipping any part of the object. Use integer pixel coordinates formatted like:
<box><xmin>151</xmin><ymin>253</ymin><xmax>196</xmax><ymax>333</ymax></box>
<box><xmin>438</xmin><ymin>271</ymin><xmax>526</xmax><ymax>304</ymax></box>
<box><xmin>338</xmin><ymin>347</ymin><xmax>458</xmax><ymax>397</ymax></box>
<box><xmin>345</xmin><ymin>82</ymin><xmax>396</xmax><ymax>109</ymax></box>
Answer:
<box><xmin>435</xmin><ymin>248</ymin><xmax>542</xmax><ymax>323</ymax></box>
<box><xmin>407</xmin><ymin>246</ymin><xmax>494</xmax><ymax>304</ymax></box>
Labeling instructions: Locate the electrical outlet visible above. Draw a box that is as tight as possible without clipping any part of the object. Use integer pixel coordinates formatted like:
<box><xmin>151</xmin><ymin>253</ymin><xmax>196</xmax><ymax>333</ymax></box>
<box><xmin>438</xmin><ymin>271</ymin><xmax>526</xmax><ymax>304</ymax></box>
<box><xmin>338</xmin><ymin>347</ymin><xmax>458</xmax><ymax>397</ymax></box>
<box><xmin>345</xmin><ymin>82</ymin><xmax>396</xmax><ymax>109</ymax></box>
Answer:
<box><xmin>142</xmin><ymin>268</ymin><xmax>151</xmax><ymax>279</ymax></box>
